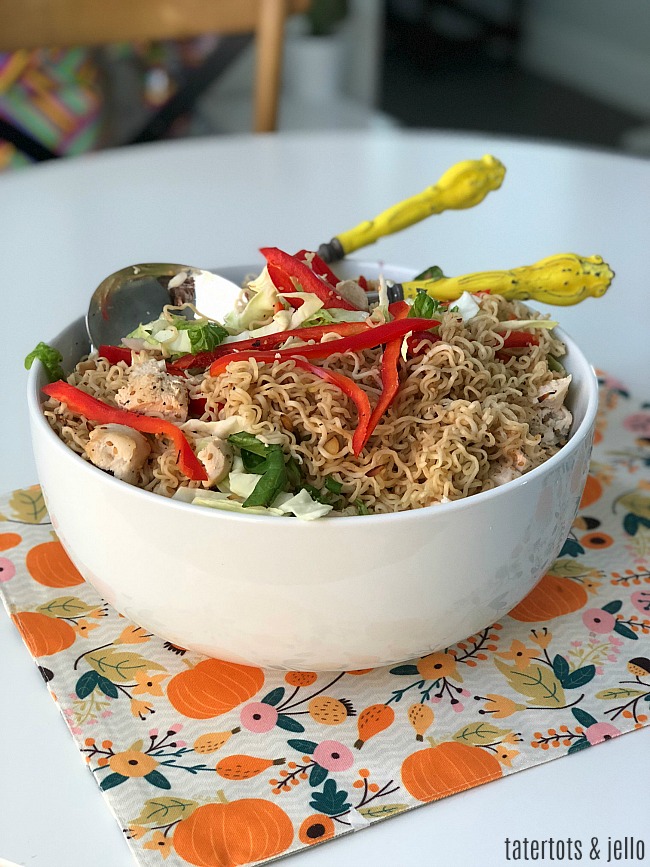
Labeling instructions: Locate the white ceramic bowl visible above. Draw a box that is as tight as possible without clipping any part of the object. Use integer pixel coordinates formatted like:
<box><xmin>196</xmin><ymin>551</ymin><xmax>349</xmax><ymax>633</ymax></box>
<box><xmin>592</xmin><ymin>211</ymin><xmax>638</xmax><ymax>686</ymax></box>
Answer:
<box><xmin>27</xmin><ymin>262</ymin><xmax>598</xmax><ymax>670</ymax></box>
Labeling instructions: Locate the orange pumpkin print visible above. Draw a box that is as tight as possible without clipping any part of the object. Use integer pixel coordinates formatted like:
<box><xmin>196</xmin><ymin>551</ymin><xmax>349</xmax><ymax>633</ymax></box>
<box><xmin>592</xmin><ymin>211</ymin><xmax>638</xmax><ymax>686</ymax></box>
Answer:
<box><xmin>26</xmin><ymin>536</ymin><xmax>84</xmax><ymax>587</ymax></box>
<box><xmin>167</xmin><ymin>658</ymin><xmax>264</xmax><ymax>719</ymax></box>
<box><xmin>579</xmin><ymin>474</ymin><xmax>603</xmax><ymax>509</ymax></box>
<box><xmin>354</xmin><ymin>704</ymin><xmax>395</xmax><ymax>749</ymax></box>
<box><xmin>0</xmin><ymin>532</ymin><xmax>21</xmax><ymax>552</ymax></box>
<box><xmin>173</xmin><ymin>798</ymin><xmax>293</xmax><ymax>867</ymax></box>
<box><xmin>11</xmin><ymin>610</ymin><xmax>76</xmax><ymax>657</ymax></box>
<box><xmin>401</xmin><ymin>740</ymin><xmax>502</xmax><ymax>802</ymax></box>
<box><xmin>508</xmin><ymin>573</ymin><xmax>588</xmax><ymax>622</ymax></box>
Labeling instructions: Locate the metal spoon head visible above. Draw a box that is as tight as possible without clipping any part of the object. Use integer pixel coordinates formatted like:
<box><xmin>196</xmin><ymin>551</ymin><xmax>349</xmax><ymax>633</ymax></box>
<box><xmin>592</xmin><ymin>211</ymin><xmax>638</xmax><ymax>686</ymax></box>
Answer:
<box><xmin>86</xmin><ymin>263</ymin><xmax>243</xmax><ymax>349</ymax></box>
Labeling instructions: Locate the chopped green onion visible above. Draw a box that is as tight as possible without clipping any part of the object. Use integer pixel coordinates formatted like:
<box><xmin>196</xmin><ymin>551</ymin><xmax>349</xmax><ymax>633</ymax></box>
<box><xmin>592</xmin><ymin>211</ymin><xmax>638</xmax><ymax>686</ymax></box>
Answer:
<box><xmin>324</xmin><ymin>476</ymin><xmax>343</xmax><ymax>494</ymax></box>
<box><xmin>354</xmin><ymin>498</ymin><xmax>371</xmax><ymax>515</ymax></box>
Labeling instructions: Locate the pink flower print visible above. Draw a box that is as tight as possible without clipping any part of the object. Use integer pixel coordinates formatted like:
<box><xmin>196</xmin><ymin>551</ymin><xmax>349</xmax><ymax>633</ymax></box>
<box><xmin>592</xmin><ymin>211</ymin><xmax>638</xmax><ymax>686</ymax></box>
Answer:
<box><xmin>313</xmin><ymin>740</ymin><xmax>354</xmax><ymax>772</ymax></box>
<box><xmin>623</xmin><ymin>412</ymin><xmax>650</xmax><ymax>436</ymax></box>
<box><xmin>610</xmin><ymin>636</ymin><xmax>624</xmax><ymax>647</ymax></box>
<box><xmin>571</xmin><ymin>641</ymin><xmax>582</xmax><ymax>648</ymax></box>
<box><xmin>0</xmin><ymin>558</ymin><xmax>15</xmax><ymax>582</ymax></box>
<box><xmin>631</xmin><ymin>591</ymin><xmax>650</xmax><ymax>614</ymax></box>
<box><xmin>240</xmin><ymin>702</ymin><xmax>278</xmax><ymax>733</ymax></box>
<box><xmin>582</xmin><ymin>609</ymin><xmax>616</xmax><ymax>633</ymax></box>
<box><xmin>451</xmin><ymin>702</ymin><xmax>465</xmax><ymax>713</ymax></box>
<box><xmin>585</xmin><ymin>722</ymin><xmax>621</xmax><ymax>745</ymax></box>
<box><xmin>168</xmin><ymin>723</ymin><xmax>183</xmax><ymax>734</ymax></box>
<box><xmin>607</xmin><ymin>655</ymin><xmax>618</xmax><ymax>662</ymax></box>
<box><xmin>595</xmin><ymin>666</ymin><xmax>605</xmax><ymax>675</ymax></box>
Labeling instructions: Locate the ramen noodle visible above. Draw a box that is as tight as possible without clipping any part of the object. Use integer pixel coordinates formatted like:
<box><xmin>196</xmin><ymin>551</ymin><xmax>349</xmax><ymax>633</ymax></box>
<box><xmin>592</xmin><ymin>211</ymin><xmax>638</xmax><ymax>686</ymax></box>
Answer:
<box><xmin>38</xmin><ymin>256</ymin><xmax>573</xmax><ymax>519</ymax></box>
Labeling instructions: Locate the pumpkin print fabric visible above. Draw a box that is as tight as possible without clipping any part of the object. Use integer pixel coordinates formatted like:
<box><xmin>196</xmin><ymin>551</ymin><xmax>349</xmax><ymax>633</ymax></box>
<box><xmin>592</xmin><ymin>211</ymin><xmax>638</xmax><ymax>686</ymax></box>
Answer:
<box><xmin>1</xmin><ymin>376</ymin><xmax>650</xmax><ymax>867</ymax></box>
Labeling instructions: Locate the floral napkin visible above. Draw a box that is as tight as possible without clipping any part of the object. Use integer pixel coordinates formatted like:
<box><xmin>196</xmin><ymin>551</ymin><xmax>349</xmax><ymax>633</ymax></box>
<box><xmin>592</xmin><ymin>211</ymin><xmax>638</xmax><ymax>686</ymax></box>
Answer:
<box><xmin>1</xmin><ymin>372</ymin><xmax>649</xmax><ymax>867</ymax></box>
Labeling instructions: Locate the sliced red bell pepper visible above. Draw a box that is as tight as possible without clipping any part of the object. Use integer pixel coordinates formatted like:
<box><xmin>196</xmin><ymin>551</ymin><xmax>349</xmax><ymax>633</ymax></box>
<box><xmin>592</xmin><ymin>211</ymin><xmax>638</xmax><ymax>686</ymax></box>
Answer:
<box><xmin>206</xmin><ymin>352</ymin><xmax>371</xmax><ymax>455</ymax></box>
<box><xmin>294</xmin><ymin>249</ymin><xmax>341</xmax><ymax>288</ymax></box>
<box><xmin>42</xmin><ymin>380</ymin><xmax>208</xmax><ymax>482</ymax></box>
<box><xmin>261</xmin><ymin>247</ymin><xmax>360</xmax><ymax>311</ymax></box>
<box><xmin>501</xmin><ymin>331</ymin><xmax>540</xmax><ymax>348</ymax></box>
<box><xmin>357</xmin><ymin>302</ymin><xmax>410</xmax><ymax>450</ymax></box>
<box><xmin>171</xmin><ymin>320</ymin><xmax>373</xmax><ymax>372</ymax></box>
<box><xmin>210</xmin><ymin>317</ymin><xmax>438</xmax><ymax>372</ymax></box>
<box><xmin>98</xmin><ymin>345</ymin><xmax>133</xmax><ymax>365</ymax></box>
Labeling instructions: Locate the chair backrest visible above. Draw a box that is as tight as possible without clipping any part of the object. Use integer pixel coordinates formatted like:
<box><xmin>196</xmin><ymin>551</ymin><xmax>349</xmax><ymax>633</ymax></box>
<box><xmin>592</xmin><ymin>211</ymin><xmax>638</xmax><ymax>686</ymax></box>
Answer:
<box><xmin>0</xmin><ymin>0</ymin><xmax>310</xmax><ymax>132</ymax></box>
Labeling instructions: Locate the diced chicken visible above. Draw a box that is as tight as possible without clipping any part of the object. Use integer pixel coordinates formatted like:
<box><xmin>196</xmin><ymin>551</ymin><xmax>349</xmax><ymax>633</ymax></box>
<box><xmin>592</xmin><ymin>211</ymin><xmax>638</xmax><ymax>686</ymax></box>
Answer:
<box><xmin>537</xmin><ymin>375</ymin><xmax>572</xmax><ymax>411</ymax></box>
<box><xmin>196</xmin><ymin>439</ymin><xmax>233</xmax><ymax>487</ymax></box>
<box><xmin>116</xmin><ymin>358</ymin><xmax>189</xmax><ymax>422</ymax></box>
<box><xmin>491</xmin><ymin>463</ymin><xmax>522</xmax><ymax>487</ymax></box>
<box><xmin>84</xmin><ymin>424</ymin><xmax>151</xmax><ymax>484</ymax></box>
<box><xmin>335</xmin><ymin>279</ymin><xmax>369</xmax><ymax>311</ymax></box>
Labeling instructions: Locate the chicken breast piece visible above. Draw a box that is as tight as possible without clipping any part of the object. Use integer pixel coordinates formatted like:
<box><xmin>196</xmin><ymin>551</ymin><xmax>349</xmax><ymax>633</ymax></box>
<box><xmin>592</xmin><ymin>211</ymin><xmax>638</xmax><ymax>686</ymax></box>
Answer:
<box><xmin>537</xmin><ymin>375</ymin><xmax>572</xmax><ymax>411</ymax></box>
<box><xmin>116</xmin><ymin>358</ymin><xmax>189</xmax><ymax>422</ymax></box>
<box><xmin>196</xmin><ymin>439</ymin><xmax>233</xmax><ymax>487</ymax></box>
<box><xmin>84</xmin><ymin>424</ymin><xmax>151</xmax><ymax>484</ymax></box>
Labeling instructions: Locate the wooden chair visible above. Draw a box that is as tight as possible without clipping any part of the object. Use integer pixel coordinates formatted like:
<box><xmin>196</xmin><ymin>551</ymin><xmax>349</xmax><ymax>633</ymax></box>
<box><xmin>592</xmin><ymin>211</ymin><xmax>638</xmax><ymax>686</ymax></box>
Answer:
<box><xmin>0</xmin><ymin>0</ymin><xmax>310</xmax><ymax>136</ymax></box>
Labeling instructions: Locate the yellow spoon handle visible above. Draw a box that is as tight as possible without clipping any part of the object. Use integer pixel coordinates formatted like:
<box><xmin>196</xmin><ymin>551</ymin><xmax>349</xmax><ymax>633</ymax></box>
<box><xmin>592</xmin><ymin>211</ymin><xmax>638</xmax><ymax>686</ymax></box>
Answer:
<box><xmin>319</xmin><ymin>155</ymin><xmax>506</xmax><ymax>262</ymax></box>
<box><xmin>399</xmin><ymin>254</ymin><xmax>614</xmax><ymax>306</ymax></box>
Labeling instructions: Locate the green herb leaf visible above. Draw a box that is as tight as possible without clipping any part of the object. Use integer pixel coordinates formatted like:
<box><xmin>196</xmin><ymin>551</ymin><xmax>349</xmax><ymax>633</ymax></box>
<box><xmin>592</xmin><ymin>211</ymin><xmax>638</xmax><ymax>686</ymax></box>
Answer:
<box><xmin>354</xmin><ymin>498</ymin><xmax>371</xmax><ymax>516</ymax></box>
<box><xmin>547</xmin><ymin>355</ymin><xmax>565</xmax><ymax>374</ymax></box>
<box><xmin>227</xmin><ymin>432</ymin><xmax>270</xmax><ymax>458</ymax></box>
<box><xmin>408</xmin><ymin>290</ymin><xmax>445</xmax><ymax>320</ymax></box>
<box><xmin>175</xmin><ymin>319</ymin><xmax>228</xmax><ymax>353</ymax></box>
<box><xmin>285</xmin><ymin>456</ymin><xmax>302</xmax><ymax>491</ymax></box>
<box><xmin>413</xmin><ymin>265</ymin><xmax>446</xmax><ymax>282</ymax></box>
<box><xmin>244</xmin><ymin>449</ymin><xmax>287</xmax><ymax>508</ymax></box>
<box><xmin>324</xmin><ymin>477</ymin><xmax>343</xmax><ymax>494</ymax></box>
<box><xmin>24</xmin><ymin>342</ymin><xmax>64</xmax><ymax>382</ymax></box>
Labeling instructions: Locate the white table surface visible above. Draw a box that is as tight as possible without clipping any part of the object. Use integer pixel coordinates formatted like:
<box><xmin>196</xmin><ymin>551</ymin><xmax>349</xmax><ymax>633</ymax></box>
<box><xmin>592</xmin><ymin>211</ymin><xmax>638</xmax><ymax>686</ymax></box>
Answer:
<box><xmin>1</xmin><ymin>130</ymin><xmax>649</xmax><ymax>866</ymax></box>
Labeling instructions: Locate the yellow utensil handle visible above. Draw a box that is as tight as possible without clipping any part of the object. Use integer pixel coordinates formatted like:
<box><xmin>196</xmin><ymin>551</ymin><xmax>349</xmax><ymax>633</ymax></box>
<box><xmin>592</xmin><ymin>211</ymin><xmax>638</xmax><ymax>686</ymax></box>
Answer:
<box><xmin>400</xmin><ymin>254</ymin><xmax>614</xmax><ymax>306</ymax></box>
<box><xmin>334</xmin><ymin>154</ymin><xmax>506</xmax><ymax>256</ymax></box>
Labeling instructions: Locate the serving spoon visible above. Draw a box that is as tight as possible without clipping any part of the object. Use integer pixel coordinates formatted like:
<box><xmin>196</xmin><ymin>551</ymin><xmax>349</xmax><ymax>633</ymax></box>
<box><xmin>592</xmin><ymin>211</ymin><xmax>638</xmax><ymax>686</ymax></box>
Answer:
<box><xmin>86</xmin><ymin>155</ymin><xmax>506</xmax><ymax>348</ymax></box>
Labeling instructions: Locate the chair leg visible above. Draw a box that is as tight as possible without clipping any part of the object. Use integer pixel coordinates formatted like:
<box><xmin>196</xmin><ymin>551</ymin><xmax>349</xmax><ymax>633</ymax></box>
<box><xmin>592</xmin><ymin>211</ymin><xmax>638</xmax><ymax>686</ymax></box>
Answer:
<box><xmin>254</xmin><ymin>0</ymin><xmax>287</xmax><ymax>133</ymax></box>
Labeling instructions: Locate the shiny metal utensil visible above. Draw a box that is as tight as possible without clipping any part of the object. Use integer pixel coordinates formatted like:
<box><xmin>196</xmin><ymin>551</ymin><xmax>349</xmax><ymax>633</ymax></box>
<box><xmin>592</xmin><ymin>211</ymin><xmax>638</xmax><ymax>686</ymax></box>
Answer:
<box><xmin>366</xmin><ymin>254</ymin><xmax>615</xmax><ymax>307</ymax></box>
<box><xmin>86</xmin><ymin>263</ymin><xmax>243</xmax><ymax>348</ymax></box>
<box><xmin>86</xmin><ymin>156</ymin><xmax>508</xmax><ymax>348</ymax></box>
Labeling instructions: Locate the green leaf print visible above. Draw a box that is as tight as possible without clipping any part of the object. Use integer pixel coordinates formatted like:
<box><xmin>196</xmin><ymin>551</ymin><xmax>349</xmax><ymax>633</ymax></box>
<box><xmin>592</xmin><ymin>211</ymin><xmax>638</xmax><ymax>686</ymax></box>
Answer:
<box><xmin>37</xmin><ymin>596</ymin><xmax>94</xmax><ymax>618</ymax></box>
<box><xmin>7</xmin><ymin>488</ymin><xmax>48</xmax><ymax>524</ymax></box>
<box><xmin>494</xmin><ymin>658</ymin><xmax>566</xmax><ymax>707</ymax></box>
<box><xmin>85</xmin><ymin>649</ymin><xmax>166</xmax><ymax>683</ymax></box>
<box><xmin>131</xmin><ymin>797</ymin><xmax>199</xmax><ymax>827</ymax></box>
<box><xmin>617</xmin><ymin>492</ymin><xmax>650</xmax><ymax>521</ymax></box>
<box><xmin>100</xmin><ymin>773</ymin><xmax>128</xmax><ymax>791</ymax></box>
<box><xmin>75</xmin><ymin>670</ymin><xmax>100</xmax><ymax>699</ymax></box>
<box><xmin>357</xmin><ymin>804</ymin><xmax>409</xmax><ymax>819</ymax></box>
<box><xmin>595</xmin><ymin>688</ymin><xmax>646</xmax><ymax>700</ymax></box>
<box><xmin>144</xmin><ymin>770</ymin><xmax>171</xmax><ymax>790</ymax></box>
<box><xmin>452</xmin><ymin>722</ymin><xmax>511</xmax><ymax>745</ymax></box>
<box><xmin>310</xmin><ymin>779</ymin><xmax>352</xmax><ymax>817</ymax></box>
